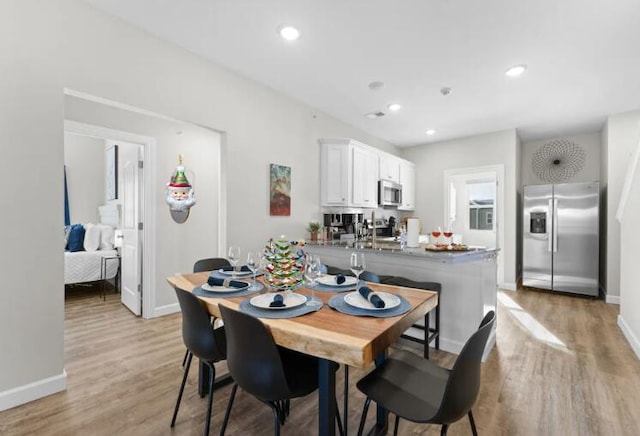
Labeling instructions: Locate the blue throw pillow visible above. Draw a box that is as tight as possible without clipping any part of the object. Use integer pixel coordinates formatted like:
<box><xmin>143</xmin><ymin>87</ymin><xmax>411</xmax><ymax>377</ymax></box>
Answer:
<box><xmin>67</xmin><ymin>224</ymin><xmax>85</xmax><ymax>252</ymax></box>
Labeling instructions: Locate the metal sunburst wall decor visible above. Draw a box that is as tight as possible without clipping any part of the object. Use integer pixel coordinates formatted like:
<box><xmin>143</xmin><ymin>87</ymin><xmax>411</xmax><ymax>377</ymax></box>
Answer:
<box><xmin>531</xmin><ymin>139</ymin><xmax>586</xmax><ymax>183</ymax></box>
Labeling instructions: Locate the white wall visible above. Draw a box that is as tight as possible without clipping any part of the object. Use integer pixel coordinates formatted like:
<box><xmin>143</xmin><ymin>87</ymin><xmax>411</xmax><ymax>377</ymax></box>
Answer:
<box><xmin>0</xmin><ymin>0</ymin><xmax>396</xmax><ymax>409</ymax></box>
<box><xmin>618</xmin><ymin>136</ymin><xmax>640</xmax><ymax>359</ymax></box>
<box><xmin>64</xmin><ymin>133</ymin><xmax>105</xmax><ymax>225</ymax></box>
<box><xmin>603</xmin><ymin>110</ymin><xmax>640</xmax><ymax>299</ymax></box>
<box><xmin>521</xmin><ymin>132</ymin><xmax>601</xmax><ymax>186</ymax></box>
<box><xmin>401</xmin><ymin>129</ymin><xmax>518</xmax><ymax>289</ymax></box>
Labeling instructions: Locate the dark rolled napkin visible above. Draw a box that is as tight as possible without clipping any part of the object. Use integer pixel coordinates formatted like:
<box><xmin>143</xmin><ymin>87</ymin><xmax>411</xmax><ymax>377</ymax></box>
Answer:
<box><xmin>207</xmin><ymin>277</ymin><xmax>247</xmax><ymax>288</ymax></box>
<box><xmin>221</xmin><ymin>265</ymin><xmax>251</xmax><ymax>272</ymax></box>
<box><xmin>335</xmin><ymin>274</ymin><xmax>346</xmax><ymax>284</ymax></box>
<box><xmin>358</xmin><ymin>286</ymin><xmax>385</xmax><ymax>308</ymax></box>
<box><xmin>269</xmin><ymin>293</ymin><xmax>286</xmax><ymax>308</ymax></box>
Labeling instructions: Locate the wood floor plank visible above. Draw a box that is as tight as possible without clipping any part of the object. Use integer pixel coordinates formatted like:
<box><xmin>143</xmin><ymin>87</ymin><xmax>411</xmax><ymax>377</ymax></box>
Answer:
<box><xmin>1</xmin><ymin>286</ymin><xmax>639</xmax><ymax>435</ymax></box>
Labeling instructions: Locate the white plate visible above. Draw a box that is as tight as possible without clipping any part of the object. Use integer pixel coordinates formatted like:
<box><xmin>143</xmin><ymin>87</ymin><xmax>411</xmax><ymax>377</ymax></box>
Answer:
<box><xmin>343</xmin><ymin>291</ymin><xmax>401</xmax><ymax>311</ymax></box>
<box><xmin>201</xmin><ymin>282</ymin><xmax>250</xmax><ymax>293</ymax></box>
<box><xmin>316</xmin><ymin>275</ymin><xmax>358</xmax><ymax>287</ymax></box>
<box><xmin>250</xmin><ymin>292</ymin><xmax>307</xmax><ymax>310</ymax></box>
<box><xmin>218</xmin><ymin>268</ymin><xmax>253</xmax><ymax>277</ymax></box>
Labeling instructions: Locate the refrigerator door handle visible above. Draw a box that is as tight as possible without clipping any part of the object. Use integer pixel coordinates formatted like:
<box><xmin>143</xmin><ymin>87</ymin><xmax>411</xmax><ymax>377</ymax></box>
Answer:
<box><xmin>548</xmin><ymin>199</ymin><xmax>553</xmax><ymax>252</ymax></box>
<box><xmin>553</xmin><ymin>198</ymin><xmax>558</xmax><ymax>252</ymax></box>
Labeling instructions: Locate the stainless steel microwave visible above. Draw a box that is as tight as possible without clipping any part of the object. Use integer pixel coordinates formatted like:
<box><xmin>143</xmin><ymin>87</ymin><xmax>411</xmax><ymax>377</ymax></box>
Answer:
<box><xmin>378</xmin><ymin>179</ymin><xmax>402</xmax><ymax>207</ymax></box>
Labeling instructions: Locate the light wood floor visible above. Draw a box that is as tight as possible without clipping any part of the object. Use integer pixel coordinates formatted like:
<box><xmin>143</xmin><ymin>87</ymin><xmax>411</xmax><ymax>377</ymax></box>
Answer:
<box><xmin>1</xmin><ymin>284</ymin><xmax>639</xmax><ymax>435</ymax></box>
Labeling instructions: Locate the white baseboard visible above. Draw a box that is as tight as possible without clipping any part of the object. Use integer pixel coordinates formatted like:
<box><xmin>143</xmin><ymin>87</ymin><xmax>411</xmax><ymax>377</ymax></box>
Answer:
<box><xmin>0</xmin><ymin>371</ymin><xmax>66</xmax><ymax>412</ymax></box>
<box><xmin>153</xmin><ymin>302</ymin><xmax>180</xmax><ymax>318</ymax></box>
<box><xmin>500</xmin><ymin>282</ymin><xmax>517</xmax><ymax>291</ymax></box>
<box><xmin>606</xmin><ymin>294</ymin><xmax>620</xmax><ymax>305</ymax></box>
<box><xmin>618</xmin><ymin>315</ymin><xmax>640</xmax><ymax>360</ymax></box>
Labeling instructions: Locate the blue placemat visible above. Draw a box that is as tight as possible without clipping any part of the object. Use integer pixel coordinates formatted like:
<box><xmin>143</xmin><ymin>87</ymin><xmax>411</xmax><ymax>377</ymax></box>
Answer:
<box><xmin>193</xmin><ymin>281</ymin><xmax>264</xmax><ymax>299</ymax></box>
<box><xmin>208</xmin><ymin>270</ymin><xmax>264</xmax><ymax>280</ymax></box>
<box><xmin>239</xmin><ymin>295</ymin><xmax>323</xmax><ymax>319</ymax></box>
<box><xmin>306</xmin><ymin>279</ymin><xmax>360</xmax><ymax>293</ymax></box>
<box><xmin>328</xmin><ymin>293</ymin><xmax>412</xmax><ymax>318</ymax></box>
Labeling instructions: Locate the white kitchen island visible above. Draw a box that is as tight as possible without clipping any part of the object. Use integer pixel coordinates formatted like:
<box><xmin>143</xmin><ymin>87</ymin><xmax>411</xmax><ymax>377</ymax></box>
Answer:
<box><xmin>306</xmin><ymin>243</ymin><xmax>498</xmax><ymax>359</ymax></box>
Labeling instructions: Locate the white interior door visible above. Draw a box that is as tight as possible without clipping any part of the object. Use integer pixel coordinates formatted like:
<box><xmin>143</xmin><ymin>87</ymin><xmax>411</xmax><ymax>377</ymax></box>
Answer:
<box><xmin>120</xmin><ymin>142</ymin><xmax>142</xmax><ymax>316</ymax></box>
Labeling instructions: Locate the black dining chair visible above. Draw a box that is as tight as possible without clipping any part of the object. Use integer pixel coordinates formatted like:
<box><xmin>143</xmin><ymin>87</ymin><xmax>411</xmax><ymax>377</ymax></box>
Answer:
<box><xmin>180</xmin><ymin>257</ymin><xmax>232</xmax><ymax>367</ymax></box>
<box><xmin>382</xmin><ymin>276</ymin><xmax>442</xmax><ymax>359</ymax></box>
<box><xmin>193</xmin><ymin>257</ymin><xmax>232</xmax><ymax>273</ymax></box>
<box><xmin>171</xmin><ymin>286</ymin><xmax>227</xmax><ymax>436</ymax></box>
<box><xmin>356</xmin><ymin>311</ymin><xmax>495</xmax><ymax>436</ymax></box>
<box><xmin>218</xmin><ymin>305</ymin><xmax>343</xmax><ymax>436</ymax></box>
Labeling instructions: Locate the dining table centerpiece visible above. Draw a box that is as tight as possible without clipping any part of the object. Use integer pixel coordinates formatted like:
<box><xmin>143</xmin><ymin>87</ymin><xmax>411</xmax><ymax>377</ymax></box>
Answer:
<box><xmin>263</xmin><ymin>236</ymin><xmax>306</xmax><ymax>292</ymax></box>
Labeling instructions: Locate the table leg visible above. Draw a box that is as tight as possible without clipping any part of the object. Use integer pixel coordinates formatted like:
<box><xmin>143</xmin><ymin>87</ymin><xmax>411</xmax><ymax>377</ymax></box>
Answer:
<box><xmin>318</xmin><ymin>358</ymin><xmax>336</xmax><ymax>436</ymax></box>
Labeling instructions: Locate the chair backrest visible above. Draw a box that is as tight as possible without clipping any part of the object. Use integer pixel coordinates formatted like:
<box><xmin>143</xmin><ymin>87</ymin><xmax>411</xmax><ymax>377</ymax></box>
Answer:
<box><xmin>219</xmin><ymin>305</ymin><xmax>291</xmax><ymax>402</ymax></box>
<box><xmin>435</xmin><ymin>310</ymin><xmax>495</xmax><ymax>424</ymax></box>
<box><xmin>359</xmin><ymin>270</ymin><xmax>381</xmax><ymax>283</ymax></box>
<box><xmin>174</xmin><ymin>286</ymin><xmax>226</xmax><ymax>361</ymax></box>
<box><xmin>381</xmin><ymin>276</ymin><xmax>442</xmax><ymax>293</ymax></box>
<box><xmin>193</xmin><ymin>257</ymin><xmax>231</xmax><ymax>273</ymax></box>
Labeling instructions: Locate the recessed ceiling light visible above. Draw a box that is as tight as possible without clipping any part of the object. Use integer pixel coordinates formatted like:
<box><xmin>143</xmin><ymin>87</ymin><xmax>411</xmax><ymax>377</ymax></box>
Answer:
<box><xmin>426</xmin><ymin>129</ymin><xmax>436</xmax><ymax>135</ymax></box>
<box><xmin>278</xmin><ymin>25</ymin><xmax>300</xmax><ymax>41</ymax></box>
<box><xmin>505</xmin><ymin>64</ymin><xmax>527</xmax><ymax>77</ymax></box>
<box><xmin>388</xmin><ymin>103</ymin><xmax>402</xmax><ymax>112</ymax></box>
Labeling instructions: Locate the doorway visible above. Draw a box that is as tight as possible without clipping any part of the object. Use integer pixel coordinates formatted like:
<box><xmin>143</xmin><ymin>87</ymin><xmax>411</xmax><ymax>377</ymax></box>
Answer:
<box><xmin>444</xmin><ymin>165</ymin><xmax>506</xmax><ymax>288</ymax></box>
<box><xmin>64</xmin><ymin>121</ymin><xmax>155</xmax><ymax>317</ymax></box>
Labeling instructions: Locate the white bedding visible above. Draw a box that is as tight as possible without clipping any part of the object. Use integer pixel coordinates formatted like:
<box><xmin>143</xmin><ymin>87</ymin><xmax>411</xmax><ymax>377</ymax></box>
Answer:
<box><xmin>65</xmin><ymin>250</ymin><xmax>119</xmax><ymax>285</ymax></box>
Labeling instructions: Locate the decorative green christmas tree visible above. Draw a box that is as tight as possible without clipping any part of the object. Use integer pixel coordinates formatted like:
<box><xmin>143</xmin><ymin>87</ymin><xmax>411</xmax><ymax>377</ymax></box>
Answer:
<box><xmin>263</xmin><ymin>236</ymin><xmax>306</xmax><ymax>291</ymax></box>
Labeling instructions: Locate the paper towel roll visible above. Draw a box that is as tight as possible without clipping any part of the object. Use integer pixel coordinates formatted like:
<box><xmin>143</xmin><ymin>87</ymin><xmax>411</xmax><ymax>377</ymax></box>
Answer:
<box><xmin>407</xmin><ymin>218</ymin><xmax>420</xmax><ymax>247</ymax></box>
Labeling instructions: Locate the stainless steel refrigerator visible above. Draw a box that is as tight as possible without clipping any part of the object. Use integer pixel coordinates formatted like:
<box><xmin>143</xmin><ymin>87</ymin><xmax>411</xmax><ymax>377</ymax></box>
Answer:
<box><xmin>523</xmin><ymin>181</ymin><xmax>599</xmax><ymax>296</ymax></box>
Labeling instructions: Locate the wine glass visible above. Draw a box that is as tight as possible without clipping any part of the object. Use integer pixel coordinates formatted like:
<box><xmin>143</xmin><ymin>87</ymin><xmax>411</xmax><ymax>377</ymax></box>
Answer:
<box><xmin>443</xmin><ymin>226</ymin><xmax>453</xmax><ymax>245</ymax></box>
<box><xmin>431</xmin><ymin>227</ymin><xmax>442</xmax><ymax>245</ymax></box>
<box><xmin>305</xmin><ymin>254</ymin><xmax>322</xmax><ymax>306</ymax></box>
<box><xmin>246</xmin><ymin>251</ymin><xmax>259</xmax><ymax>286</ymax></box>
<box><xmin>228</xmin><ymin>246</ymin><xmax>241</xmax><ymax>272</ymax></box>
<box><xmin>350</xmin><ymin>252</ymin><xmax>366</xmax><ymax>290</ymax></box>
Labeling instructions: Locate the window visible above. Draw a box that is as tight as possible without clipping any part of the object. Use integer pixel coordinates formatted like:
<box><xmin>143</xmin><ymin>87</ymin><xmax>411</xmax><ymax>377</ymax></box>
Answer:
<box><xmin>468</xmin><ymin>181</ymin><xmax>495</xmax><ymax>231</ymax></box>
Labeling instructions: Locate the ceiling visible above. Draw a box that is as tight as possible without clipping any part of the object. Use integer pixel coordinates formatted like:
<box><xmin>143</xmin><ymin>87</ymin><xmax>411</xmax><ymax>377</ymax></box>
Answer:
<box><xmin>81</xmin><ymin>0</ymin><xmax>640</xmax><ymax>147</ymax></box>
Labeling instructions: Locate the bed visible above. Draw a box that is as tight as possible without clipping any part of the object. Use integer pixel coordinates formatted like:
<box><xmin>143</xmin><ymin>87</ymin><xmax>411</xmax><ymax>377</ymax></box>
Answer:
<box><xmin>64</xmin><ymin>205</ymin><xmax>120</xmax><ymax>286</ymax></box>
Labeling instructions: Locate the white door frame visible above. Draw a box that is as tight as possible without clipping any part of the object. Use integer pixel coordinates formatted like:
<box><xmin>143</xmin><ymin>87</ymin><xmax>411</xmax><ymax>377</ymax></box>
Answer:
<box><xmin>444</xmin><ymin>164</ymin><xmax>506</xmax><ymax>288</ymax></box>
<box><xmin>64</xmin><ymin>120</ymin><xmax>157</xmax><ymax>319</ymax></box>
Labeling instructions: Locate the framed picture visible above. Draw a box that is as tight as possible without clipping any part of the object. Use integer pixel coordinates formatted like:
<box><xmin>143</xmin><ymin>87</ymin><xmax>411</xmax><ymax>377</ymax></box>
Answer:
<box><xmin>106</xmin><ymin>145</ymin><xmax>118</xmax><ymax>200</ymax></box>
<box><xmin>270</xmin><ymin>163</ymin><xmax>291</xmax><ymax>216</ymax></box>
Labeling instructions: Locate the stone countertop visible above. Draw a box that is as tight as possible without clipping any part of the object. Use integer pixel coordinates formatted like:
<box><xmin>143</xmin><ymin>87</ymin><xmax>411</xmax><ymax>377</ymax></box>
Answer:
<box><xmin>306</xmin><ymin>240</ymin><xmax>499</xmax><ymax>263</ymax></box>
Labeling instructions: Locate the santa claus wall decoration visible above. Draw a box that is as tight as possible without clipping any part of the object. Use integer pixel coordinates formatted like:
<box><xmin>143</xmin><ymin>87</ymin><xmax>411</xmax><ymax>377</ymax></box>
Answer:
<box><xmin>166</xmin><ymin>154</ymin><xmax>196</xmax><ymax>223</ymax></box>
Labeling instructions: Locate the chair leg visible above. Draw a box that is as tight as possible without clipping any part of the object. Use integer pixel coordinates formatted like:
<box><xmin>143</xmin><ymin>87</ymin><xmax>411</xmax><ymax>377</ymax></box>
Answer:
<box><xmin>266</xmin><ymin>401</ymin><xmax>281</xmax><ymax>436</ymax></box>
<box><xmin>435</xmin><ymin>303</ymin><xmax>440</xmax><ymax>350</ymax></box>
<box><xmin>343</xmin><ymin>365</ymin><xmax>349</xmax><ymax>436</ymax></box>
<box><xmin>219</xmin><ymin>383</ymin><xmax>237</xmax><ymax>436</ymax></box>
<box><xmin>357</xmin><ymin>397</ymin><xmax>372</xmax><ymax>436</ymax></box>
<box><xmin>468</xmin><ymin>410</ymin><xmax>478</xmax><ymax>436</ymax></box>
<box><xmin>182</xmin><ymin>349</ymin><xmax>189</xmax><ymax>367</ymax></box>
<box><xmin>424</xmin><ymin>313</ymin><xmax>430</xmax><ymax>359</ymax></box>
<box><xmin>171</xmin><ymin>351</ymin><xmax>193</xmax><ymax>427</ymax></box>
<box><xmin>335</xmin><ymin>397</ymin><xmax>344</xmax><ymax>436</ymax></box>
<box><xmin>203</xmin><ymin>362</ymin><xmax>216</xmax><ymax>436</ymax></box>
<box><xmin>393</xmin><ymin>414</ymin><xmax>400</xmax><ymax>436</ymax></box>
<box><xmin>441</xmin><ymin>424</ymin><xmax>449</xmax><ymax>436</ymax></box>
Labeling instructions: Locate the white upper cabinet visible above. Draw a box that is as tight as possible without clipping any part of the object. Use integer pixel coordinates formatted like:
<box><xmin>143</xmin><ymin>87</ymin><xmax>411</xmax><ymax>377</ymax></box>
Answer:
<box><xmin>320</xmin><ymin>138</ymin><xmax>378</xmax><ymax>208</ymax></box>
<box><xmin>321</xmin><ymin>142</ymin><xmax>349</xmax><ymax>205</ymax></box>
<box><xmin>398</xmin><ymin>160</ymin><xmax>416</xmax><ymax>211</ymax></box>
<box><xmin>379</xmin><ymin>153</ymin><xmax>401</xmax><ymax>183</ymax></box>
<box><xmin>351</xmin><ymin>146</ymin><xmax>378</xmax><ymax>207</ymax></box>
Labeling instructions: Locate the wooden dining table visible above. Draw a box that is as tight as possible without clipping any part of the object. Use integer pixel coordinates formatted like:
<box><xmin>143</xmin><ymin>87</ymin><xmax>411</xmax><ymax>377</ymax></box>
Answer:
<box><xmin>167</xmin><ymin>272</ymin><xmax>439</xmax><ymax>436</ymax></box>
